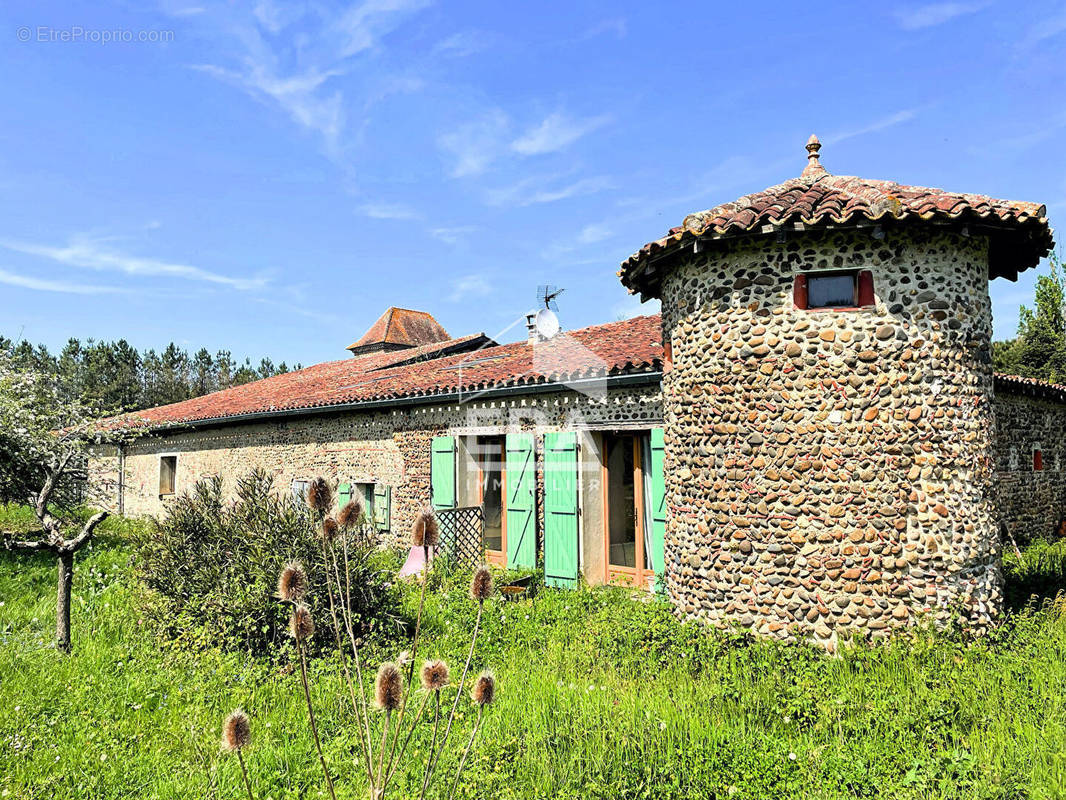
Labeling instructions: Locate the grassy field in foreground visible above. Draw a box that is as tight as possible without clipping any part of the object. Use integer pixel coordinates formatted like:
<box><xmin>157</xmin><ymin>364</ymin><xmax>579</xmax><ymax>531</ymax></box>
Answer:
<box><xmin>3</xmin><ymin>514</ymin><xmax>1066</xmax><ymax>799</ymax></box>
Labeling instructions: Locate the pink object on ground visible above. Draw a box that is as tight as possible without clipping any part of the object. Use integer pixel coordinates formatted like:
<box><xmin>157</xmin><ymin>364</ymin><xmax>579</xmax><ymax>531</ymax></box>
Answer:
<box><xmin>399</xmin><ymin>546</ymin><xmax>433</xmax><ymax>578</ymax></box>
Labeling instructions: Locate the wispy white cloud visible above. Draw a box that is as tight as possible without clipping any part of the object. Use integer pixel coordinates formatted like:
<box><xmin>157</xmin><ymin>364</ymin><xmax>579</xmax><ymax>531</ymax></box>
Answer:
<box><xmin>577</xmin><ymin>223</ymin><xmax>613</xmax><ymax>244</ymax></box>
<box><xmin>432</xmin><ymin>30</ymin><xmax>489</xmax><ymax>57</ymax></box>
<box><xmin>431</xmin><ymin>226</ymin><xmax>478</xmax><ymax>244</ymax></box>
<box><xmin>893</xmin><ymin>2</ymin><xmax>991</xmax><ymax>30</ymax></box>
<box><xmin>449</xmin><ymin>273</ymin><xmax>493</xmax><ymax>302</ymax></box>
<box><xmin>437</xmin><ymin>110</ymin><xmax>510</xmax><ymax>177</ymax></box>
<box><xmin>486</xmin><ymin>174</ymin><xmax>613</xmax><ymax>207</ymax></box>
<box><xmin>612</xmin><ymin>294</ymin><xmax>657</xmax><ymax>321</ymax></box>
<box><xmin>511</xmin><ymin>112</ymin><xmax>611</xmax><ymax>156</ymax></box>
<box><xmin>189</xmin><ymin>0</ymin><xmax>428</xmax><ymax>159</ymax></box>
<box><xmin>580</xmin><ymin>18</ymin><xmax>627</xmax><ymax>40</ymax></box>
<box><xmin>0</xmin><ymin>267</ymin><xmax>127</xmax><ymax>295</ymax></box>
<box><xmin>358</xmin><ymin>201</ymin><xmax>420</xmax><ymax>220</ymax></box>
<box><xmin>0</xmin><ymin>236</ymin><xmax>267</xmax><ymax>291</ymax></box>
<box><xmin>192</xmin><ymin>62</ymin><xmax>347</xmax><ymax>152</ymax></box>
<box><xmin>825</xmin><ymin>108</ymin><xmax>921</xmax><ymax>146</ymax></box>
<box><xmin>1016</xmin><ymin>10</ymin><xmax>1066</xmax><ymax>50</ymax></box>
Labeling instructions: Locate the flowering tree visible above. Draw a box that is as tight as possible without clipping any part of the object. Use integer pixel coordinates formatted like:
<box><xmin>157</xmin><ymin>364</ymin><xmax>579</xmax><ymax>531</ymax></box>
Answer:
<box><xmin>0</xmin><ymin>352</ymin><xmax>143</xmax><ymax>651</ymax></box>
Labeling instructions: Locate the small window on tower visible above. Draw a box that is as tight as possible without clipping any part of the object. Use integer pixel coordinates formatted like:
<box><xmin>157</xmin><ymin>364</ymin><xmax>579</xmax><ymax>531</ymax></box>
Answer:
<box><xmin>794</xmin><ymin>270</ymin><xmax>875</xmax><ymax>310</ymax></box>
<box><xmin>1034</xmin><ymin>447</ymin><xmax>1044</xmax><ymax>472</ymax></box>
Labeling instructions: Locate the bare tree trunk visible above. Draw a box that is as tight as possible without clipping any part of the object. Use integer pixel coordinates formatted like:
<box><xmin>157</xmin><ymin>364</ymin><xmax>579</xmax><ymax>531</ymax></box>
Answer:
<box><xmin>56</xmin><ymin>550</ymin><xmax>73</xmax><ymax>653</ymax></box>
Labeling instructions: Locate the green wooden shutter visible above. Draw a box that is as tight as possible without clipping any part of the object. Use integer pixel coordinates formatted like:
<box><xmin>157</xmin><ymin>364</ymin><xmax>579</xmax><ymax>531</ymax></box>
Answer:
<box><xmin>544</xmin><ymin>432</ymin><xmax>579</xmax><ymax>589</ymax></box>
<box><xmin>505</xmin><ymin>433</ymin><xmax>536</xmax><ymax>569</ymax></box>
<box><xmin>431</xmin><ymin>436</ymin><xmax>457</xmax><ymax>511</ymax></box>
<box><xmin>337</xmin><ymin>482</ymin><xmax>351</xmax><ymax>511</ymax></box>
<box><xmin>649</xmin><ymin>427</ymin><xmax>666</xmax><ymax>590</ymax></box>
<box><xmin>374</xmin><ymin>485</ymin><xmax>391</xmax><ymax>530</ymax></box>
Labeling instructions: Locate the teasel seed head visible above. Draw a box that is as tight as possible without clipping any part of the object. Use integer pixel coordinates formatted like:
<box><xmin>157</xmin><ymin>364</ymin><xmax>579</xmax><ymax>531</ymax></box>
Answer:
<box><xmin>306</xmin><ymin>477</ymin><xmax>332</xmax><ymax>513</ymax></box>
<box><xmin>421</xmin><ymin>659</ymin><xmax>450</xmax><ymax>691</ymax></box>
<box><xmin>276</xmin><ymin>561</ymin><xmax>308</xmax><ymax>603</ymax></box>
<box><xmin>471</xmin><ymin>670</ymin><xmax>496</xmax><ymax>707</ymax></box>
<box><xmin>411</xmin><ymin>513</ymin><xmax>425</xmax><ymax>547</ymax></box>
<box><xmin>222</xmin><ymin>710</ymin><xmax>251</xmax><ymax>752</ymax></box>
<box><xmin>320</xmin><ymin>516</ymin><xmax>339</xmax><ymax>544</ymax></box>
<box><xmin>470</xmin><ymin>565</ymin><xmax>493</xmax><ymax>603</ymax></box>
<box><xmin>421</xmin><ymin>508</ymin><xmax>440</xmax><ymax>548</ymax></box>
<box><xmin>374</xmin><ymin>662</ymin><xmax>403</xmax><ymax>711</ymax></box>
<box><xmin>337</xmin><ymin>497</ymin><xmax>364</xmax><ymax>530</ymax></box>
<box><xmin>289</xmin><ymin>604</ymin><xmax>314</xmax><ymax>641</ymax></box>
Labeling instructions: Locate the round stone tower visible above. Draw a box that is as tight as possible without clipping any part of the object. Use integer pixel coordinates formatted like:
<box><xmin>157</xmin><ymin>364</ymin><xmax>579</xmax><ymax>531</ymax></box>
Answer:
<box><xmin>620</xmin><ymin>136</ymin><xmax>1053</xmax><ymax>647</ymax></box>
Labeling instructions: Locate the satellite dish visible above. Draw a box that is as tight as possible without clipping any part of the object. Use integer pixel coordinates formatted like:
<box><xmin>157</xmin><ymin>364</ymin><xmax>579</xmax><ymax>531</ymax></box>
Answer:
<box><xmin>534</xmin><ymin>308</ymin><xmax>560</xmax><ymax>340</ymax></box>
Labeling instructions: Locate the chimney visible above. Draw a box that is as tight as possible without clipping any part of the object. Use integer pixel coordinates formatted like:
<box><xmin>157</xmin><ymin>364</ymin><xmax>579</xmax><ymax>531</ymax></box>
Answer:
<box><xmin>525</xmin><ymin>311</ymin><xmax>538</xmax><ymax>345</ymax></box>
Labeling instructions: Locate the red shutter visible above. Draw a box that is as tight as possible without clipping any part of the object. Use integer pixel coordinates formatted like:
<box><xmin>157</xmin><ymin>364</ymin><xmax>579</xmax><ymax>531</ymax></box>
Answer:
<box><xmin>857</xmin><ymin>270</ymin><xmax>875</xmax><ymax>306</ymax></box>
<box><xmin>1034</xmin><ymin>450</ymin><xmax>1044</xmax><ymax>471</ymax></box>
<box><xmin>793</xmin><ymin>274</ymin><xmax>808</xmax><ymax>309</ymax></box>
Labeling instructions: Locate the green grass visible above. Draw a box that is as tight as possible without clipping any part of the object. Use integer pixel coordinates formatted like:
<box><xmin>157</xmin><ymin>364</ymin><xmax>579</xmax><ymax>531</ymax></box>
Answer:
<box><xmin>3</xmin><ymin>511</ymin><xmax>1066</xmax><ymax>799</ymax></box>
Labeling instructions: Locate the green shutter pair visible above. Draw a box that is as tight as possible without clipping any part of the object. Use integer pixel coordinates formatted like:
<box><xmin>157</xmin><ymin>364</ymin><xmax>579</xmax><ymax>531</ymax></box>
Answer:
<box><xmin>337</xmin><ymin>481</ymin><xmax>391</xmax><ymax>531</ymax></box>
<box><xmin>430</xmin><ymin>429</ymin><xmax>666</xmax><ymax>589</ymax></box>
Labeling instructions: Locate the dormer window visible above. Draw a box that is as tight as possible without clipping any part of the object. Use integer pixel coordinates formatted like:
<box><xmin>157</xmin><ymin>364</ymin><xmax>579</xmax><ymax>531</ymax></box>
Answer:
<box><xmin>794</xmin><ymin>270</ymin><xmax>875</xmax><ymax>310</ymax></box>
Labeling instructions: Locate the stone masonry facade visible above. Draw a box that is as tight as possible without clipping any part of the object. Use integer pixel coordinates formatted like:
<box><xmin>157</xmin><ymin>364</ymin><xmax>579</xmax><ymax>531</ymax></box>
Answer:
<box><xmin>88</xmin><ymin>385</ymin><xmax>662</xmax><ymax>549</ymax></box>
<box><xmin>994</xmin><ymin>392</ymin><xmax>1066</xmax><ymax>545</ymax></box>
<box><xmin>658</xmin><ymin>228</ymin><xmax>999</xmax><ymax>649</ymax></box>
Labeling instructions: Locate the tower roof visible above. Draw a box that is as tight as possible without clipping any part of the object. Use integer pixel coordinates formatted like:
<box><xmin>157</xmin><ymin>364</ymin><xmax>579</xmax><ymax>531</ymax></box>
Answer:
<box><xmin>347</xmin><ymin>307</ymin><xmax>451</xmax><ymax>354</ymax></box>
<box><xmin>620</xmin><ymin>135</ymin><xmax>1054</xmax><ymax>297</ymax></box>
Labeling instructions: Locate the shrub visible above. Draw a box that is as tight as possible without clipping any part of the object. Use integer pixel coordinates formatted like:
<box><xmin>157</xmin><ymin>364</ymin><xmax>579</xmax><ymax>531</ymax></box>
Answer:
<box><xmin>136</xmin><ymin>469</ymin><xmax>397</xmax><ymax>653</ymax></box>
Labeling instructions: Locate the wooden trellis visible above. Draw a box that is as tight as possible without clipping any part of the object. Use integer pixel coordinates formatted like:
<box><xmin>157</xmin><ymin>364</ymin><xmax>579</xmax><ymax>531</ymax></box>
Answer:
<box><xmin>436</xmin><ymin>506</ymin><xmax>484</xmax><ymax>566</ymax></box>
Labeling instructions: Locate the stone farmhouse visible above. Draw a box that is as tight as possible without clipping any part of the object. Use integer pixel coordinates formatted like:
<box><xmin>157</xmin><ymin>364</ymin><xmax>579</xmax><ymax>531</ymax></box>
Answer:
<box><xmin>90</xmin><ymin>137</ymin><xmax>1063</xmax><ymax>647</ymax></box>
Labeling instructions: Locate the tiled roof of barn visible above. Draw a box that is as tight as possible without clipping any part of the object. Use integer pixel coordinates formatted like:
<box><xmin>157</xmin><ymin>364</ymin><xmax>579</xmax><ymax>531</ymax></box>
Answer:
<box><xmin>994</xmin><ymin>373</ymin><xmax>1066</xmax><ymax>404</ymax></box>
<box><xmin>346</xmin><ymin>307</ymin><xmax>451</xmax><ymax>352</ymax></box>
<box><xmin>620</xmin><ymin>135</ymin><xmax>1054</xmax><ymax>295</ymax></box>
<box><xmin>111</xmin><ymin>314</ymin><xmax>663</xmax><ymax>429</ymax></box>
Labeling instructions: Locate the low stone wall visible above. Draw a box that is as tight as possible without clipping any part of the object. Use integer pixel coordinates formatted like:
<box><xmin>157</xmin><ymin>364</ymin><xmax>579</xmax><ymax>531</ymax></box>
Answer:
<box><xmin>994</xmin><ymin>392</ymin><xmax>1066</xmax><ymax>545</ymax></box>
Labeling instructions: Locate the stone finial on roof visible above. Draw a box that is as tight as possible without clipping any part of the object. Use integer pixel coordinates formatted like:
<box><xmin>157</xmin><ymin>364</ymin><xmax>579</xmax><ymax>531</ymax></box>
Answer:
<box><xmin>803</xmin><ymin>134</ymin><xmax>826</xmax><ymax>177</ymax></box>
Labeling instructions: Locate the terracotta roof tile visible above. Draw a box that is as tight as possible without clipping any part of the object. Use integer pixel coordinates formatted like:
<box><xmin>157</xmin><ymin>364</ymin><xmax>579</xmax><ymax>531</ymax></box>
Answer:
<box><xmin>621</xmin><ymin>137</ymin><xmax>1054</xmax><ymax>295</ymax></box>
<box><xmin>347</xmin><ymin>307</ymin><xmax>451</xmax><ymax>352</ymax></box>
<box><xmin>112</xmin><ymin>315</ymin><xmax>663</xmax><ymax>429</ymax></box>
<box><xmin>995</xmin><ymin>373</ymin><xmax>1066</xmax><ymax>404</ymax></box>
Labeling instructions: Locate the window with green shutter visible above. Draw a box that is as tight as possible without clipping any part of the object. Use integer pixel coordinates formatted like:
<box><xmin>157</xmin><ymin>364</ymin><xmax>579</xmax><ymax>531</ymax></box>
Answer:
<box><xmin>373</xmin><ymin>485</ymin><xmax>391</xmax><ymax>530</ymax></box>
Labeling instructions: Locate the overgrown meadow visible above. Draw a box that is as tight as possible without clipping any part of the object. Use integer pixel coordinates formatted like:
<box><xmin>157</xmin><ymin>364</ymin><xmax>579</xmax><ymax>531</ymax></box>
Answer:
<box><xmin>2</xmin><ymin>504</ymin><xmax>1066</xmax><ymax>799</ymax></box>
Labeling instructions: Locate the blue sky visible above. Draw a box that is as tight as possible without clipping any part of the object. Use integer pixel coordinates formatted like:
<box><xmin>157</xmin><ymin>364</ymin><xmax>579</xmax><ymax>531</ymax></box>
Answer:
<box><xmin>1</xmin><ymin>0</ymin><xmax>1064</xmax><ymax>366</ymax></box>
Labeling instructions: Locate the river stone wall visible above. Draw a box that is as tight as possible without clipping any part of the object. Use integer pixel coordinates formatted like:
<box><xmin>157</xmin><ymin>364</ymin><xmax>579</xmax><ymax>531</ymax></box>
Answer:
<box><xmin>993</xmin><ymin>391</ymin><xmax>1066</xmax><ymax>545</ymax></box>
<box><xmin>657</xmin><ymin>227</ymin><xmax>998</xmax><ymax>649</ymax></box>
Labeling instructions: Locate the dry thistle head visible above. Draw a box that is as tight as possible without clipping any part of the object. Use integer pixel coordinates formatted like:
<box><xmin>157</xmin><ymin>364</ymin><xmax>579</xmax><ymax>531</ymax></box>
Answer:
<box><xmin>222</xmin><ymin>710</ymin><xmax>251</xmax><ymax>752</ymax></box>
<box><xmin>320</xmin><ymin>516</ymin><xmax>339</xmax><ymax>544</ymax></box>
<box><xmin>374</xmin><ymin>662</ymin><xmax>403</xmax><ymax>711</ymax></box>
<box><xmin>306</xmin><ymin>477</ymin><xmax>332</xmax><ymax>513</ymax></box>
<box><xmin>411</xmin><ymin>513</ymin><xmax>426</xmax><ymax>547</ymax></box>
<box><xmin>471</xmin><ymin>670</ymin><xmax>495</xmax><ymax>707</ymax></box>
<box><xmin>276</xmin><ymin>561</ymin><xmax>308</xmax><ymax>603</ymax></box>
<box><xmin>289</xmin><ymin>604</ymin><xmax>315</xmax><ymax>641</ymax></box>
<box><xmin>421</xmin><ymin>508</ymin><xmax>440</xmax><ymax>548</ymax></box>
<box><xmin>337</xmin><ymin>497</ymin><xmax>364</xmax><ymax>530</ymax></box>
<box><xmin>420</xmin><ymin>659</ymin><xmax>450</xmax><ymax>691</ymax></box>
<box><xmin>470</xmin><ymin>565</ymin><xmax>493</xmax><ymax>603</ymax></box>
<box><xmin>396</xmin><ymin>650</ymin><xmax>412</xmax><ymax>668</ymax></box>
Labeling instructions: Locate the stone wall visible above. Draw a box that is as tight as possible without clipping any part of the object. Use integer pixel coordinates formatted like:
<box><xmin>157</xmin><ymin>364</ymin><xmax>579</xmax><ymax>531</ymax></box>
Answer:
<box><xmin>993</xmin><ymin>391</ymin><xmax>1066</xmax><ymax>545</ymax></box>
<box><xmin>87</xmin><ymin>385</ymin><xmax>662</xmax><ymax>554</ymax></box>
<box><xmin>658</xmin><ymin>228</ymin><xmax>998</xmax><ymax>648</ymax></box>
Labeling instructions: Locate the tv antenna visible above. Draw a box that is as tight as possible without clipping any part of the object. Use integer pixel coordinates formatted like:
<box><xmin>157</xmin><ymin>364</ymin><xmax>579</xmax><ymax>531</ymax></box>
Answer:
<box><xmin>534</xmin><ymin>285</ymin><xmax>564</xmax><ymax>340</ymax></box>
<box><xmin>538</xmin><ymin>285</ymin><xmax>564</xmax><ymax>310</ymax></box>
